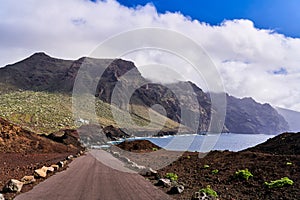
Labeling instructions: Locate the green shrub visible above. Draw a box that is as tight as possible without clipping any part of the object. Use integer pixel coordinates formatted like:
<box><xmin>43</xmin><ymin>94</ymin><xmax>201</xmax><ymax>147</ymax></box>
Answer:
<box><xmin>264</xmin><ymin>177</ymin><xmax>294</xmax><ymax>188</ymax></box>
<box><xmin>199</xmin><ymin>185</ymin><xmax>218</xmax><ymax>197</ymax></box>
<box><xmin>152</xmin><ymin>147</ymin><xmax>158</xmax><ymax>151</ymax></box>
<box><xmin>286</xmin><ymin>162</ymin><xmax>292</xmax><ymax>166</ymax></box>
<box><xmin>203</xmin><ymin>164</ymin><xmax>210</xmax><ymax>169</ymax></box>
<box><xmin>165</xmin><ymin>173</ymin><xmax>178</xmax><ymax>181</ymax></box>
<box><xmin>211</xmin><ymin>169</ymin><xmax>219</xmax><ymax>174</ymax></box>
<box><xmin>187</xmin><ymin>155</ymin><xmax>191</xmax><ymax>159</ymax></box>
<box><xmin>235</xmin><ymin>169</ymin><xmax>253</xmax><ymax>180</ymax></box>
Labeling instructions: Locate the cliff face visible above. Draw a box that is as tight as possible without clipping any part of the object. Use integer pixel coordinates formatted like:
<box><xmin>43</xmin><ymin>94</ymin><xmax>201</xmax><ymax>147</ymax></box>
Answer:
<box><xmin>226</xmin><ymin>95</ymin><xmax>289</xmax><ymax>134</ymax></box>
<box><xmin>276</xmin><ymin>107</ymin><xmax>300</xmax><ymax>132</ymax></box>
<box><xmin>0</xmin><ymin>53</ymin><xmax>289</xmax><ymax>134</ymax></box>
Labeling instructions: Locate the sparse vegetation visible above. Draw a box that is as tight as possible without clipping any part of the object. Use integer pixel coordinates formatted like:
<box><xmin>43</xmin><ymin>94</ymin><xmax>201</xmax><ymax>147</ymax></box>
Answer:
<box><xmin>286</xmin><ymin>162</ymin><xmax>292</xmax><ymax>166</ymax></box>
<box><xmin>165</xmin><ymin>173</ymin><xmax>178</xmax><ymax>181</ymax></box>
<box><xmin>0</xmin><ymin>91</ymin><xmax>75</xmax><ymax>133</ymax></box>
<box><xmin>0</xmin><ymin>91</ymin><xmax>181</xmax><ymax>134</ymax></box>
<box><xmin>199</xmin><ymin>185</ymin><xmax>218</xmax><ymax>197</ymax></box>
<box><xmin>211</xmin><ymin>169</ymin><xmax>219</xmax><ymax>174</ymax></box>
<box><xmin>203</xmin><ymin>164</ymin><xmax>210</xmax><ymax>169</ymax></box>
<box><xmin>264</xmin><ymin>177</ymin><xmax>294</xmax><ymax>188</ymax></box>
<box><xmin>235</xmin><ymin>169</ymin><xmax>253</xmax><ymax>180</ymax></box>
<box><xmin>152</xmin><ymin>147</ymin><xmax>158</xmax><ymax>151</ymax></box>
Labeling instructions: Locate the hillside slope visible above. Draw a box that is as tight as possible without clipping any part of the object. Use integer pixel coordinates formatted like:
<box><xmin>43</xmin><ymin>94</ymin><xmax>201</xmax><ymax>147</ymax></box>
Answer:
<box><xmin>0</xmin><ymin>91</ymin><xmax>182</xmax><ymax>134</ymax></box>
<box><xmin>0</xmin><ymin>53</ymin><xmax>289</xmax><ymax>134</ymax></box>
<box><xmin>0</xmin><ymin>117</ymin><xmax>80</xmax><ymax>153</ymax></box>
<box><xmin>246</xmin><ymin>132</ymin><xmax>300</xmax><ymax>155</ymax></box>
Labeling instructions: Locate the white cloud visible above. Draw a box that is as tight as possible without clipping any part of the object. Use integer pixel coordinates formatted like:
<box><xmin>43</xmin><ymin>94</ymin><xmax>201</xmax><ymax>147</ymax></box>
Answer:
<box><xmin>1</xmin><ymin>0</ymin><xmax>300</xmax><ymax>111</ymax></box>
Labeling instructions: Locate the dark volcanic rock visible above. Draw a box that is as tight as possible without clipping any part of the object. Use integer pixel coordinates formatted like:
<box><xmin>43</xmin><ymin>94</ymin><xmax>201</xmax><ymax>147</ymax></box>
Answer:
<box><xmin>226</xmin><ymin>95</ymin><xmax>289</xmax><ymax>134</ymax></box>
<box><xmin>0</xmin><ymin>52</ymin><xmax>74</xmax><ymax>92</ymax></box>
<box><xmin>76</xmin><ymin>124</ymin><xmax>108</xmax><ymax>147</ymax></box>
<box><xmin>103</xmin><ymin>125</ymin><xmax>130</xmax><ymax>141</ymax></box>
<box><xmin>130</xmin><ymin>81</ymin><xmax>212</xmax><ymax>133</ymax></box>
<box><xmin>45</xmin><ymin>129</ymin><xmax>83</xmax><ymax>150</ymax></box>
<box><xmin>116</xmin><ymin>140</ymin><xmax>161</xmax><ymax>152</ymax></box>
<box><xmin>246</xmin><ymin>132</ymin><xmax>300</xmax><ymax>155</ymax></box>
<box><xmin>0</xmin><ymin>53</ymin><xmax>289</xmax><ymax>134</ymax></box>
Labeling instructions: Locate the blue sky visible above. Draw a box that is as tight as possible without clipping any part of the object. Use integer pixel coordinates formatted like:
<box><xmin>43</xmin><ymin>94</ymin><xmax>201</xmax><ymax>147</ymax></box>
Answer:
<box><xmin>1</xmin><ymin>0</ymin><xmax>300</xmax><ymax>111</ymax></box>
<box><xmin>116</xmin><ymin>0</ymin><xmax>300</xmax><ymax>38</ymax></box>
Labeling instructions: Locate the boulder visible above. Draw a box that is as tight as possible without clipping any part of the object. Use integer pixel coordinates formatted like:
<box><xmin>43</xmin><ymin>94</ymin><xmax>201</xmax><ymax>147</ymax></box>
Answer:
<box><xmin>192</xmin><ymin>192</ymin><xmax>217</xmax><ymax>200</ymax></box>
<box><xmin>3</xmin><ymin>179</ymin><xmax>23</xmax><ymax>192</ymax></box>
<box><xmin>51</xmin><ymin>164</ymin><xmax>59</xmax><ymax>170</ymax></box>
<box><xmin>47</xmin><ymin>166</ymin><xmax>55</xmax><ymax>172</ymax></box>
<box><xmin>131</xmin><ymin>163</ymin><xmax>146</xmax><ymax>170</ymax></box>
<box><xmin>157</xmin><ymin>178</ymin><xmax>171</xmax><ymax>187</ymax></box>
<box><xmin>111</xmin><ymin>151</ymin><xmax>120</xmax><ymax>158</ymax></box>
<box><xmin>119</xmin><ymin>156</ymin><xmax>131</xmax><ymax>164</ymax></box>
<box><xmin>0</xmin><ymin>193</ymin><xmax>4</xmax><ymax>200</ymax></box>
<box><xmin>169</xmin><ymin>184</ymin><xmax>184</xmax><ymax>194</ymax></box>
<box><xmin>21</xmin><ymin>176</ymin><xmax>36</xmax><ymax>185</ymax></box>
<box><xmin>58</xmin><ymin>160</ymin><xmax>67</xmax><ymax>168</ymax></box>
<box><xmin>139</xmin><ymin>167</ymin><xmax>157</xmax><ymax>176</ymax></box>
<box><xmin>34</xmin><ymin>166</ymin><xmax>48</xmax><ymax>178</ymax></box>
<box><xmin>67</xmin><ymin>155</ymin><xmax>74</xmax><ymax>160</ymax></box>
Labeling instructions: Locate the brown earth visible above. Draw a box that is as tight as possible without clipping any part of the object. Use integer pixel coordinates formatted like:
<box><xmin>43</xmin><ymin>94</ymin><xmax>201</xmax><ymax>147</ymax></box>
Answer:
<box><xmin>0</xmin><ymin>152</ymin><xmax>74</xmax><ymax>200</ymax></box>
<box><xmin>246</xmin><ymin>132</ymin><xmax>300</xmax><ymax>155</ymax></box>
<box><xmin>116</xmin><ymin>140</ymin><xmax>161</xmax><ymax>153</ymax></box>
<box><xmin>117</xmin><ymin>134</ymin><xmax>300</xmax><ymax>200</ymax></box>
<box><xmin>0</xmin><ymin>117</ymin><xmax>82</xmax><ymax>153</ymax></box>
<box><xmin>0</xmin><ymin>117</ymin><xmax>84</xmax><ymax>199</ymax></box>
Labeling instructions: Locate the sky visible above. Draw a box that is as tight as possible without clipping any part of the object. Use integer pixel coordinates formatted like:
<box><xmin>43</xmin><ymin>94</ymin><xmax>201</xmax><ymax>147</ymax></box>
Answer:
<box><xmin>0</xmin><ymin>0</ymin><xmax>300</xmax><ymax>111</ymax></box>
<box><xmin>117</xmin><ymin>0</ymin><xmax>300</xmax><ymax>38</ymax></box>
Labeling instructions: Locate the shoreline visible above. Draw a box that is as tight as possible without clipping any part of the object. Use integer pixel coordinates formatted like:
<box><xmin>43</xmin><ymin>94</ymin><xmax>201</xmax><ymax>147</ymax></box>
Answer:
<box><xmin>94</xmin><ymin>132</ymin><xmax>276</xmax><ymax>152</ymax></box>
<box><xmin>114</xmin><ymin>134</ymin><xmax>300</xmax><ymax>200</ymax></box>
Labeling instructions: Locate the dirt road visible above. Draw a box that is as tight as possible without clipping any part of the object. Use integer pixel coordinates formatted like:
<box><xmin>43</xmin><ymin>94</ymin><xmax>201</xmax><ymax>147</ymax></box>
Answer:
<box><xmin>15</xmin><ymin>150</ymin><xmax>173</xmax><ymax>200</ymax></box>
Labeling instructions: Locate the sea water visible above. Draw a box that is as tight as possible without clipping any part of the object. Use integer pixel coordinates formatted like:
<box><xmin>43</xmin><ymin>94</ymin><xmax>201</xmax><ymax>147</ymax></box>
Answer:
<box><xmin>109</xmin><ymin>133</ymin><xmax>275</xmax><ymax>152</ymax></box>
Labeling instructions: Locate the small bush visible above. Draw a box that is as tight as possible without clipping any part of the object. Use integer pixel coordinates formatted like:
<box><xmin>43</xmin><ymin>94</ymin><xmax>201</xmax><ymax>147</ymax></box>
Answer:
<box><xmin>199</xmin><ymin>185</ymin><xmax>218</xmax><ymax>197</ymax></box>
<box><xmin>264</xmin><ymin>177</ymin><xmax>294</xmax><ymax>188</ymax></box>
<box><xmin>203</xmin><ymin>164</ymin><xmax>210</xmax><ymax>169</ymax></box>
<box><xmin>187</xmin><ymin>155</ymin><xmax>191</xmax><ymax>159</ymax></box>
<box><xmin>235</xmin><ymin>169</ymin><xmax>253</xmax><ymax>180</ymax></box>
<box><xmin>286</xmin><ymin>162</ymin><xmax>292</xmax><ymax>166</ymax></box>
<box><xmin>211</xmin><ymin>169</ymin><xmax>219</xmax><ymax>174</ymax></box>
<box><xmin>152</xmin><ymin>147</ymin><xmax>158</xmax><ymax>151</ymax></box>
<box><xmin>165</xmin><ymin>173</ymin><xmax>178</xmax><ymax>181</ymax></box>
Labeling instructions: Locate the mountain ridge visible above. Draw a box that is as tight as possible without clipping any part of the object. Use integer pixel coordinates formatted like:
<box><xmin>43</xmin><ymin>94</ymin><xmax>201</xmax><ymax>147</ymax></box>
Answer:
<box><xmin>0</xmin><ymin>52</ymin><xmax>289</xmax><ymax>134</ymax></box>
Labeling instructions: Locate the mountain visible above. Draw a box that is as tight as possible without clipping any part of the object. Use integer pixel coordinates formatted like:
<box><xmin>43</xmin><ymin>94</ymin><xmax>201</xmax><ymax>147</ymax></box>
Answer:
<box><xmin>276</xmin><ymin>107</ymin><xmax>300</xmax><ymax>132</ymax></box>
<box><xmin>226</xmin><ymin>95</ymin><xmax>288</xmax><ymax>134</ymax></box>
<box><xmin>0</xmin><ymin>52</ymin><xmax>289</xmax><ymax>134</ymax></box>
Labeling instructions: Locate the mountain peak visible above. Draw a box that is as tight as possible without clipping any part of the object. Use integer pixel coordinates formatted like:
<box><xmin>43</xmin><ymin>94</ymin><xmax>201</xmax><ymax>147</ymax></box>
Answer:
<box><xmin>30</xmin><ymin>52</ymin><xmax>51</xmax><ymax>58</ymax></box>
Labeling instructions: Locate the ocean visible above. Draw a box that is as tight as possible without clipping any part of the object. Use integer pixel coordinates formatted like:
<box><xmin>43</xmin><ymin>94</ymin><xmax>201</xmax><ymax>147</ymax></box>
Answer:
<box><xmin>109</xmin><ymin>133</ymin><xmax>275</xmax><ymax>152</ymax></box>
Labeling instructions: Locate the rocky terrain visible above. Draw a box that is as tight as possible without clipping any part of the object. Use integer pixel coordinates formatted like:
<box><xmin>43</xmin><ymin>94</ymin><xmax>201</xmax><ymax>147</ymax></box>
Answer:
<box><xmin>246</xmin><ymin>132</ymin><xmax>300</xmax><ymax>155</ymax></box>
<box><xmin>0</xmin><ymin>52</ymin><xmax>289</xmax><ymax>134</ymax></box>
<box><xmin>0</xmin><ymin>117</ymin><xmax>82</xmax><ymax>153</ymax></box>
<box><xmin>116</xmin><ymin>140</ymin><xmax>161</xmax><ymax>153</ymax></box>
<box><xmin>226</xmin><ymin>95</ymin><xmax>288</xmax><ymax>134</ymax></box>
<box><xmin>116</xmin><ymin>133</ymin><xmax>300</xmax><ymax>200</ymax></box>
<box><xmin>0</xmin><ymin>117</ymin><xmax>84</xmax><ymax>199</ymax></box>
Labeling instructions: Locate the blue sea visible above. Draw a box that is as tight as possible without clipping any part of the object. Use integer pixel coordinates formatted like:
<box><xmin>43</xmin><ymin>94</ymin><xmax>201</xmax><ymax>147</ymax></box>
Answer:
<box><xmin>109</xmin><ymin>133</ymin><xmax>275</xmax><ymax>152</ymax></box>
